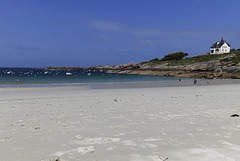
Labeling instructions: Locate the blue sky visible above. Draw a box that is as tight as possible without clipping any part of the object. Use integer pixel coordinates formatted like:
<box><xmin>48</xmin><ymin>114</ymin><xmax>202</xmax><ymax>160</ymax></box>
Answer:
<box><xmin>0</xmin><ymin>0</ymin><xmax>240</xmax><ymax>67</ymax></box>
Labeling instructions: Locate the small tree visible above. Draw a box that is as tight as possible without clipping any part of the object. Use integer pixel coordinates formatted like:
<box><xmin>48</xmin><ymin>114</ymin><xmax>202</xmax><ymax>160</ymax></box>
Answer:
<box><xmin>149</xmin><ymin>58</ymin><xmax>160</xmax><ymax>62</ymax></box>
<box><xmin>230</xmin><ymin>48</ymin><xmax>236</xmax><ymax>52</ymax></box>
<box><xmin>161</xmin><ymin>52</ymin><xmax>188</xmax><ymax>61</ymax></box>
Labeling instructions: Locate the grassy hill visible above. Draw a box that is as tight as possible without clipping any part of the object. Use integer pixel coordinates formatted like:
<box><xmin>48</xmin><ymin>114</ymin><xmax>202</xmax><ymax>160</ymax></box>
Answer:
<box><xmin>141</xmin><ymin>50</ymin><xmax>240</xmax><ymax>66</ymax></box>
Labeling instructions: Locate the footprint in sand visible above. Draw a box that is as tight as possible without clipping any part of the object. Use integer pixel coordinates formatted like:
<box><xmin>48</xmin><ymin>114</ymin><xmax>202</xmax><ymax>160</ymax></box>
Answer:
<box><xmin>52</xmin><ymin>146</ymin><xmax>95</xmax><ymax>157</ymax></box>
<box><xmin>148</xmin><ymin>154</ymin><xmax>168</xmax><ymax>161</ymax></box>
<box><xmin>77</xmin><ymin>146</ymin><xmax>95</xmax><ymax>154</ymax></box>
<box><xmin>41</xmin><ymin>158</ymin><xmax>67</xmax><ymax>161</ymax></box>
<box><xmin>74</xmin><ymin>135</ymin><xmax>120</xmax><ymax>145</ymax></box>
<box><xmin>106</xmin><ymin>146</ymin><xmax>117</xmax><ymax>150</ymax></box>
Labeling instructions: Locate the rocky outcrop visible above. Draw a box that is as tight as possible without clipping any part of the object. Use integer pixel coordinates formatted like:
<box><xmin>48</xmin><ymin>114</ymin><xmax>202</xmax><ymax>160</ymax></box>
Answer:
<box><xmin>87</xmin><ymin>65</ymin><xmax>116</xmax><ymax>71</ymax></box>
<box><xmin>41</xmin><ymin>54</ymin><xmax>240</xmax><ymax>79</ymax></box>
<box><xmin>100</xmin><ymin>54</ymin><xmax>240</xmax><ymax>79</ymax></box>
<box><xmin>42</xmin><ymin>67</ymin><xmax>85</xmax><ymax>71</ymax></box>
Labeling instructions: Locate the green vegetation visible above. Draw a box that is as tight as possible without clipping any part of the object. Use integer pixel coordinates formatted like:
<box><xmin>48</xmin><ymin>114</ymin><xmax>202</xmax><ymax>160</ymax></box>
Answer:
<box><xmin>230</xmin><ymin>50</ymin><xmax>240</xmax><ymax>64</ymax></box>
<box><xmin>149</xmin><ymin>58</ymin><xmax>160</xmax><ymax>62</ymax></box>
<box><xmin>167</xmin><ymin>53</ymin><xmax>227</xmax><ymax>66</ymax></box>
<box><xmin>160</xmin><ymin>52</ymin><xmax>188</xmax><ymax>61</ymax></box>
<box><xmin>141</xmin><ymin>49</ymin><xmax>240</xmax><ymax>66</ymax></box>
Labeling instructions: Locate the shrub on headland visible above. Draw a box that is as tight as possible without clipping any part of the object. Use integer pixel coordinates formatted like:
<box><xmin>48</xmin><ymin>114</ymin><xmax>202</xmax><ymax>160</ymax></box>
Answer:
<box><xmin>160</xmin><ymin>52</ymin><xmax>188</xmax><ymax>61</ymax></box>
<box><xmin>230</xmin><ymin>48</ymin><xmax>236</xmax><ymax>52</ymax></box>
<box><xmin>149</xmin><ymin>58</ymin><xmax>160</xmax><ymax>62</ymax></box>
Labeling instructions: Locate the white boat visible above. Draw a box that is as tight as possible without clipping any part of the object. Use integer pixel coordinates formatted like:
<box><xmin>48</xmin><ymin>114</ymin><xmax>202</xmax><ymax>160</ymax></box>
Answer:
<box><xmin>24</xmin><ymin>72</ymin><xmax>30</xmax><ymax>75</ymax></box>
<box><xmin>7</xmin><ymin>71</ymin><xmax>13</xmax><ymax>74</ymax></box>
<box><xmin>66</xmin><ymin>72</ymin><xmax>72</xmax><ymax>75</ymax></box>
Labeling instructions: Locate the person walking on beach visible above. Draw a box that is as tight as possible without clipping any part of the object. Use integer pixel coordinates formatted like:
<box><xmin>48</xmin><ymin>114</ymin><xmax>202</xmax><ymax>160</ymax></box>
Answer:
<box><xmin>194</xmin><ymin>79</ymin><xmax>197</xmax><ymax>86</ymax></box>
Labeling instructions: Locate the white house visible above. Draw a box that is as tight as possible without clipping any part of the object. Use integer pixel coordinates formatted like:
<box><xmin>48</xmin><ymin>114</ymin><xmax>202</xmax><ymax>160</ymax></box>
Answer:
<box><xmin>210</xmin><ymin>38</ymin><xmax>231</xmax><ymax>54</ymax></box>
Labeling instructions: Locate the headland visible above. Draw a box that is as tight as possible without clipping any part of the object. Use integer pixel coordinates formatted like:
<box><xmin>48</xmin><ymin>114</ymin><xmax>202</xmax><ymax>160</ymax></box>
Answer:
<box><xmin>88</xmin><ymin>50</ymin><xmax>240</xmax><ymax>79</ymax></box>
<box><xmin>43</xmin><ymin>50</ymin><xmax>240</xmax><ymax>80</ymax></box>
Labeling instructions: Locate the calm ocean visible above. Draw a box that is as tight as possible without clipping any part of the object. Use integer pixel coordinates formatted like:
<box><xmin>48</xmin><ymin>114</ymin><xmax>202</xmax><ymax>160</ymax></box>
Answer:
<box><xmin>0</xmin><ymin>68</ymin><xmax>189</xmax><ymax>88</ymax></box>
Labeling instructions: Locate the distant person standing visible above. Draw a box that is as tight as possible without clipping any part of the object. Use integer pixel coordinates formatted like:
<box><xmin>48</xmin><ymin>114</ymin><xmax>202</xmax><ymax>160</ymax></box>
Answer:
<box><xmin>178</xmin><ymin>78</ymin><xmax>181</xmax><ymax>85</ymax></box>
<box><xmin>194</xmin><ymin>79</ymin><xmax>197</xmax><ymax>86</ymax></box>
<box><xmin>206</xmin><ymin>80</ymin><xmax>210</xmax><ymax>84</ymax></box>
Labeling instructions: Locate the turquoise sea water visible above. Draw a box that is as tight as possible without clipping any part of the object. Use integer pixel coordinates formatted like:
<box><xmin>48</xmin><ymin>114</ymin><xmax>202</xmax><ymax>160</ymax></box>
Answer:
<box><xmin>0</xmin><ymin>68</ymin><xmax>189</xmax><ymax>88</ymax></box>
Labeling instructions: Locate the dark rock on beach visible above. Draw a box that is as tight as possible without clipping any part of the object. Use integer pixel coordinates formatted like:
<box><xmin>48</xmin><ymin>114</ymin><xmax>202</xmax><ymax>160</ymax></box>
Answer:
<box><xmin>231</xmin><ymin>114</ymin><xmax>240</xmax><ymax>117</ymax></box>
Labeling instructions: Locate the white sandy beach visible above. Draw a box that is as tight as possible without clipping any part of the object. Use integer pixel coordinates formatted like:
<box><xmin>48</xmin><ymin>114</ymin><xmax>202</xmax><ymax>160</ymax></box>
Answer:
<box><xmin>0</xmin><ymin>84</ymin><xmax>240</xmax><ymax>161</ymax></box>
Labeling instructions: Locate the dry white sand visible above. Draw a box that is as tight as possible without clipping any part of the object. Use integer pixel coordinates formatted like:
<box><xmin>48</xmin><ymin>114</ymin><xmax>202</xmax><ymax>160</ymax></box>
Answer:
<box><xmin>0</xmin><ymin>84</ymin><xmax>240</xmax><ymax>161</ymax></box>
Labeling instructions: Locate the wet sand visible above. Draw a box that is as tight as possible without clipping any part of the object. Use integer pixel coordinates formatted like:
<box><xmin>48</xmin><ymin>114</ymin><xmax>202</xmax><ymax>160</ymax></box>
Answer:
<box><xmin>0</xmin><ymin>84</ymin><xmax>240</xmax><ymax>161</ymax></box>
